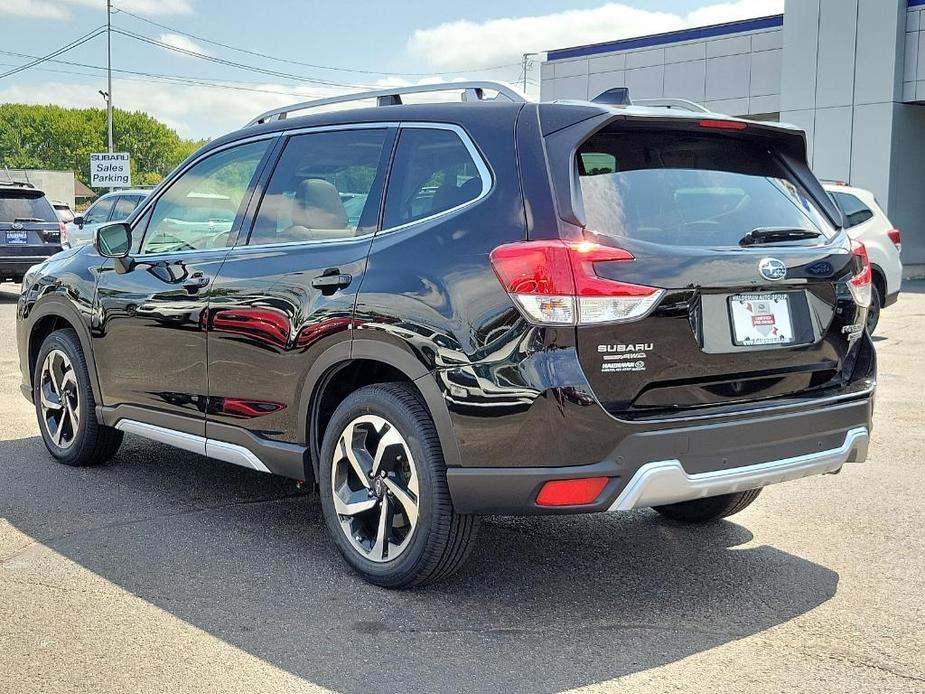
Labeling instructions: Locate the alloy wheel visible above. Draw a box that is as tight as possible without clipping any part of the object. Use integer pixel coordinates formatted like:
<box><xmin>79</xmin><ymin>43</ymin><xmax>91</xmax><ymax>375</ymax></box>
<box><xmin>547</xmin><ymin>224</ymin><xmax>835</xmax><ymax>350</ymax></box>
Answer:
<box><xmin>40</xmin><ymin>349</ymin><xmax>80</xmax><ymax>449</ymax></box>
<box><xmin>330</xmin><ymin>415</ymin><xmax>419</xmax><ymax>563</ymax></box>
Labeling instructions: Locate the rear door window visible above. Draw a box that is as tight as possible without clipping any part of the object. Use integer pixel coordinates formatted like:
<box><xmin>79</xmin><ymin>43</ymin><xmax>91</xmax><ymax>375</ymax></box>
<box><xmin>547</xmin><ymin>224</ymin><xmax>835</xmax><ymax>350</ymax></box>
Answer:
<box><xmin>382</xmin><ymin>127</ymin><xmax>484</xmax><ymax>228</ymax></box>
<box><xmin>576</xmin><ymin>132</ymin><xmax>835</xmax><ymax>247</ymax></box>
<box><xmin>831</xmin><ymin>191</ymin><xmax>874</xmax><ymax>228</ymax></box>
<box><xmin>111</xmin><ymin>196</ymin><xmax>137</xmax><ymax>219</ymax></box>
<box><xmin>0</xmin><ymin>192</ymin><xmax>58</xmax><ymax>222</ymax></box>
<box><xmin>248</xmin><ymin>128</ymin><xmax>390</xmax><ymax>245</ymax></box>
<box><xmin>84</xmin><ymin>197</ymin><xmax>116</xmax><ymax>224</ymax></box>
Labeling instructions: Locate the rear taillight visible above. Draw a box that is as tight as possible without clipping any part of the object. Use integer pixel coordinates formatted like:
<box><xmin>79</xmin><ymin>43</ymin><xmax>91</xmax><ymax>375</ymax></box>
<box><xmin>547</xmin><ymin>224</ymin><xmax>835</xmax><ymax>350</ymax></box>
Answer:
<box><xmin>59</xmin><ymin>222</ymin><xmax>67</xmax><ymax>247</ymax></box>
<box><xmin>887</xmin><ymin>228</ymin><xmax>901</xmax><ymax>253</ymax></box>
<box><xmin>848</xmin><ymin>240</ymin><xmax>872</xmax><ymax>308</ymax></box>
<box><xmin>489</xmin><ymin>240</ymin><xmax>664</xmax><ymax>325</ymax></box>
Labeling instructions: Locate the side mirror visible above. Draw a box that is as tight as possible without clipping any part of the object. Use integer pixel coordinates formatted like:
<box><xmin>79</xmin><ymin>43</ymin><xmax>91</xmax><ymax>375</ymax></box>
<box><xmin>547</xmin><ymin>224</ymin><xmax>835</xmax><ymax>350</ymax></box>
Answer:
<box><xmin>73</xmin><ymin>215</ymin><xmax>84</xmax><ymax>229</ymax></box>
<box><xmin>95</xmin><ymin>223</ymin><xmax>133</xmax><ymax>274</ymax></box>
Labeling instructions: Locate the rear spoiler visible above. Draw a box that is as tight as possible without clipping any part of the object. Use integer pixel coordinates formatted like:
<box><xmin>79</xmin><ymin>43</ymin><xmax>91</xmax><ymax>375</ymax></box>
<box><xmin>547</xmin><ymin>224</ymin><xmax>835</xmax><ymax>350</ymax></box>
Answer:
<box><xmin>539</xmin><ymin>107</ymin><xmax>844</xmax><ymax>231</ymax></box>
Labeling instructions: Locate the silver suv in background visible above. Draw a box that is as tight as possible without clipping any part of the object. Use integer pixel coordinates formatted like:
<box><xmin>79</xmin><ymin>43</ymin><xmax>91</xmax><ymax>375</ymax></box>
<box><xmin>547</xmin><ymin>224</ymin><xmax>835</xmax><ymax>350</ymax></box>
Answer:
<box><xmin>65</xmin><ymin>189</ymin><xmax>149</xmax><ymax>248</ymax></box>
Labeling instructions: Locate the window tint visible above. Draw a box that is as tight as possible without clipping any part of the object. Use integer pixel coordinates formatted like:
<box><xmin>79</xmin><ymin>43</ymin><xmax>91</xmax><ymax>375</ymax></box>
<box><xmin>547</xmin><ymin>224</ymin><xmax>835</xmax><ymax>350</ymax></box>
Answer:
<box><xmin>140</xmin><ymin>140</ymin><xmax>268</xmax><ymax>254</ymax></box>
<box><xmin>577</xmin><ymin>132</ymin><xmax>835</xmax><ymax>247</ymax></box>
<box><xmin>249</xmin><ymin>129</ymin><xmax>388</xmax><ymax>245</ymax></box>
<box><xmin>382</xmin><ymin>128</ymin><xmax>483</xmax><ymax>228</ymax></box>
<box><xmin>111</xmin><ymin>196</ymin><xmax>137</xmax><ymax>219</ymax></box>
<box><xmin>831</xmin><ymin>191</ymin><xmax>874</xmax><ymax>228</ymax></box>
<box><xmin>0</xmin><ymin>192</ymin><xmax>57</xmax><ymax>222</ymax></box>
<box><xmin>83</xmin><ymin>197</ymin><xmax>116</xmax><ymax>224</ymax></box>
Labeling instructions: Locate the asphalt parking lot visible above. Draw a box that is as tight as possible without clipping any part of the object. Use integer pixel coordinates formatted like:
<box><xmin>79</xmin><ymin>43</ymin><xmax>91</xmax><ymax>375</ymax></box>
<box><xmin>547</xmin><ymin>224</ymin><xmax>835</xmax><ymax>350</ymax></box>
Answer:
<box><xmin>1</xmin><ymin>281</ymin><xmax>923</xmax><ymax>694</ymax></box>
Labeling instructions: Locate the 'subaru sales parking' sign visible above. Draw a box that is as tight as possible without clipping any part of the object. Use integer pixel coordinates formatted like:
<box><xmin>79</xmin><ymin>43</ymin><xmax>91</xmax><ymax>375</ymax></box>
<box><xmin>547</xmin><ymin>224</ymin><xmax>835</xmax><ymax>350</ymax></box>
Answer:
<box><xmin>90</xmin><ymin>153</ymin><xmax>131</xmax><ymax>187</ymax></box>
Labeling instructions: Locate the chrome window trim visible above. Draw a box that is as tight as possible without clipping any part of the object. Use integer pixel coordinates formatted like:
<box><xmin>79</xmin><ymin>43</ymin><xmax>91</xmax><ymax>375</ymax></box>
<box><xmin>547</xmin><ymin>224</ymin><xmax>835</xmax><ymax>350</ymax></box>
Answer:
<box><xmin>230</xmin><ymin>121</ymin><xmax>493</xmax><ymax>251</ymax></box>
<box><xmin>127</xmin><ymin>120</ymin><xmax>493</xmax><ymax>256</ymax></box>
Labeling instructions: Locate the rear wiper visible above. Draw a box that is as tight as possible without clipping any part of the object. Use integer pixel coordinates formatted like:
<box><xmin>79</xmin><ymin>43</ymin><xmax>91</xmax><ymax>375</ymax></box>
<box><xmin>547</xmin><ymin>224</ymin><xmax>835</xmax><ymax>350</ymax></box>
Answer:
<box><xmin>13</xmin><ymin>217</ymin><xmax>44</xmax><ymax>223</ymax></box>
<box><xmin>739</xmin><ymin>227</ymin><xmax>822</xmax><ymax>247</ymax></box>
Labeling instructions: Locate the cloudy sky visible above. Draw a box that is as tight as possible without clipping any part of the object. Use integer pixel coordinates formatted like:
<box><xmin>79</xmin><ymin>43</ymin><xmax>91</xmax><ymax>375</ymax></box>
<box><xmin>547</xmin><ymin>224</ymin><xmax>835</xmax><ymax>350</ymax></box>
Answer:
<box><xmin>1</xmin><ymin>0</ymin><xmax>783</xmax><ymax>140</ymax></box>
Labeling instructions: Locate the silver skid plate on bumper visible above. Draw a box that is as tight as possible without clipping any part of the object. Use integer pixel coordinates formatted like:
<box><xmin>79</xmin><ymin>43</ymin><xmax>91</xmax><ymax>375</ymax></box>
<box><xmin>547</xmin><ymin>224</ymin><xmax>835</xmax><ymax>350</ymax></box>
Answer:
<box><xmin>609</xmin><ymin>426</ymin><xmax>869</xmax><ymax>511</ymax></box>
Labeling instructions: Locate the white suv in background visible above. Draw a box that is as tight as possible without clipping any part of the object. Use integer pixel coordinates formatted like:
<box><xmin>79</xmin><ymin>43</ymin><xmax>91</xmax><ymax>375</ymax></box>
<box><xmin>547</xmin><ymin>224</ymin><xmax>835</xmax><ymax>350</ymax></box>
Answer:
<box><xmin>824</xmin><ymin>182</ymin><xmax>902</xmax><ymax>333</ymax></box>
<box><xmin>65</xmin><ymin>189</ymin><xmax>149</xmax><ymax>248</ymax></box>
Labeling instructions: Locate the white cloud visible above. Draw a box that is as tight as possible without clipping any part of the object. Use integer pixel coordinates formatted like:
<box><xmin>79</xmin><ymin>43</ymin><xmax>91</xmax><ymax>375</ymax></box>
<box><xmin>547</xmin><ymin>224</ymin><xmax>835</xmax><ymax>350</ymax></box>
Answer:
<box><xmin>1</xmin><ymin>0</ymin><xmax>194</xmax><ymax>21</ymax></box>
<box><xmin>156</xmin><ymin>33</ymin><xmax>211</xmax><ymax>57</ymax></box>
<box><xmin>409</xmin><ymin>0</ymin><xmax>784</xmax><ymax>70</ymax></box>
<box><xmin>0</xmin><ymin>0</ymin><xmax>71</xmax><ymax>20</ymax></box>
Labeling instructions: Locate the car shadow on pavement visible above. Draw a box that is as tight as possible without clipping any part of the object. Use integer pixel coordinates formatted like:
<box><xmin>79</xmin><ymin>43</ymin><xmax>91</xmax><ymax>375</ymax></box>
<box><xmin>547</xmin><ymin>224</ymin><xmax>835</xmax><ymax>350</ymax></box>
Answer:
<box><xmin>0</xmin><ymin>285</ymin><xmax>20</xmax><ymax>303</ymax></box>
<box><xmin>0</xmin><ymin>434</ymin><xmax>839</xmax><ymax>694</ymax></box>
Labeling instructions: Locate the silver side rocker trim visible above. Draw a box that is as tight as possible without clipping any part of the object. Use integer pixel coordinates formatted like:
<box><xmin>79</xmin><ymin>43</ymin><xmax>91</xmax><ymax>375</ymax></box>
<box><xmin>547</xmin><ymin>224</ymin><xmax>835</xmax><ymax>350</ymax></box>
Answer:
<box><xmin>115</xmin><ymin>420</ymin><xmax>272</xmax><ymax>473</ymax></box>
<box><xmin>609</xmin><ymin>426</ymin><xmax>870</xmax><ymax>511</ymax></box>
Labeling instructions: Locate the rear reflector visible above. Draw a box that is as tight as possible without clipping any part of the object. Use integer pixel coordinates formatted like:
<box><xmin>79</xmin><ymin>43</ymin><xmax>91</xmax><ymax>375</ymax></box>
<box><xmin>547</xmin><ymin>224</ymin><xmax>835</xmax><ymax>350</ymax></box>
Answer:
<box><xmin>887</xmin><ymin>228</ymin><xmax>901</xmax><ymax>253</ymax></box>
<box><xmin>848</xmin><ymin>240</ymin><xmax>872</xmax><ymax>308</ymax></box>
<box><xmin>698</xmin><ymin>119</ymin><xmax>747</xmax><ymax>131</ymax></box>
<box><xmin>489</xmin><ymin>240</ymin><xmax>664</xmax><ymax>325</ymax></box>
<box><xmin>536</xmin><ymin>477</ymin><xmax>609</xmax><ymax>507</ymax></box>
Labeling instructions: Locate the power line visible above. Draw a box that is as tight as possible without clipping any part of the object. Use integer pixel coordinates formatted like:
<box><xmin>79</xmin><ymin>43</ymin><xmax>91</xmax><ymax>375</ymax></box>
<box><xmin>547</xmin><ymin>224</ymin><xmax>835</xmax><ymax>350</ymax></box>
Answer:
<box><xmin>0</xmin><ymin>27</ymin><xmax>106</xmax><ymax>80</ymax></box>
<box><xmin>112</xmin><ymin>5</ymin><xmax>520</xmax><ymax>76</ymax></box>
<box><xmin>112</xmin><ymin>27</ymin><xmax>377</xmax><ymax>89</ymax></box>
<box><xmin>0</xmin><ymin>54</ymin><xmax>342</xmax><ymax>100</ymax></box>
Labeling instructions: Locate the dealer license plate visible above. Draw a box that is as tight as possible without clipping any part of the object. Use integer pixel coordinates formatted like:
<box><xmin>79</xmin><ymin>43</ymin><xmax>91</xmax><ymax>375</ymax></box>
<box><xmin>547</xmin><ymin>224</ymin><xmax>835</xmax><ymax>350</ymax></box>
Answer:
<box><xmin>5</xmin><ymin>230</ymin><xmax>28</xmax><ymax>244</ymax></box>
<box><xmin>729</xmin><ymin>293</ymin><xmax>795</xmax><ymax>346</ymax></box>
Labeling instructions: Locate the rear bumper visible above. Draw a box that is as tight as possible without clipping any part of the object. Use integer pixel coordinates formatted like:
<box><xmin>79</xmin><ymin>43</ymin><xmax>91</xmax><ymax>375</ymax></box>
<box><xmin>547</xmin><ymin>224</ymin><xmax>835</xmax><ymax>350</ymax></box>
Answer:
<box><xmin>446</xmin><ymin>393</ymin><xmax>873</xmax><ymax>515</ymax></box>
<box><xmin>0</xmin><ymin>255</ymin><xmax>54</xmax><ymax>277</ymax></box>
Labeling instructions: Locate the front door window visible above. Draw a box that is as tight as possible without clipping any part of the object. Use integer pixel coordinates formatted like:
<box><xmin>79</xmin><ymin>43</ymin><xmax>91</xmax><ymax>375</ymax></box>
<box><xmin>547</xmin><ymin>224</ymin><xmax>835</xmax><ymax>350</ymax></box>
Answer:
<box><xmin>140</xmin><ymin>140</ymin><xmax>270</xmax><ymax>254</ymax></box>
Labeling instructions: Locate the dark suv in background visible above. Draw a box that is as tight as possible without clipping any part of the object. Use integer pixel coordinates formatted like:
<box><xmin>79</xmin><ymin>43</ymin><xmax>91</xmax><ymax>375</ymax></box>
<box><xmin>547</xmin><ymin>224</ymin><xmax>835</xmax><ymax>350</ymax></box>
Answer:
<box><xmin>16</xmin><ymin>83</ymin><xmax>875</xmax><ymax>587</ymax></box>
<box><xmin>1</xmin><ymin>181</ymin><xmax>64</xmax><ymax>284</ymax></box>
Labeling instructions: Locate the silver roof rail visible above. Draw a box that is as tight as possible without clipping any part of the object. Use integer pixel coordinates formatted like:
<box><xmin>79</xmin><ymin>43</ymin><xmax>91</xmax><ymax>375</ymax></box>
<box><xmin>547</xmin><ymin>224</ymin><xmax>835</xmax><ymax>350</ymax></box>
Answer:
<box><xmin>633</xmin><ymin>98</ymin><xmax>712</xmax><ymax>113</ymax></box>
<box><xmin>246</xmin><ymin>80</ymin><xmax>527</xmax><ymax>127</ymax></box>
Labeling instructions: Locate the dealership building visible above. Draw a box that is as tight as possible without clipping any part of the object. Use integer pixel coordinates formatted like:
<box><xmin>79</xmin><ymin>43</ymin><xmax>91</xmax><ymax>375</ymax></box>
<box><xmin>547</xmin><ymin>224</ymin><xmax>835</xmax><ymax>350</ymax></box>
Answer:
<box><xmin>540</xmin><ymin>0</ymin><xmax>925</xmax><ymax>273</ymax></box>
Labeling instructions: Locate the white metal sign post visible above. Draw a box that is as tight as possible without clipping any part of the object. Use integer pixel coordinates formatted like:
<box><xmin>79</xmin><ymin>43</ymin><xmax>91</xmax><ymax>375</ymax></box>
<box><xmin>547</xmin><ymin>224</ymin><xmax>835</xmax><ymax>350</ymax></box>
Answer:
<box><xmin>90</xmin><ymin>153</ymin><xmax>131</xmax><ymax>188</ymax></box>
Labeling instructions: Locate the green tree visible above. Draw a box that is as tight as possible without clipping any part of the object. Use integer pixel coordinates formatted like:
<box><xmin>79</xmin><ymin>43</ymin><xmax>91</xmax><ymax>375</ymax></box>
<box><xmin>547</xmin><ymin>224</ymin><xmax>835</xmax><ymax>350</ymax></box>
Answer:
<box><xmin>0</xmin><ymin>103</ymin><xmax>206</xmax><ymax>191</ymax></box>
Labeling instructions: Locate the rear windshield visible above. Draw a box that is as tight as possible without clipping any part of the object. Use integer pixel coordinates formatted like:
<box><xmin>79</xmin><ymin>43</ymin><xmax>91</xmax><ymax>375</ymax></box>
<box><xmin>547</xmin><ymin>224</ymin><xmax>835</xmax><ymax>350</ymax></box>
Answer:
<box><xmin>0</xmin><ymin>192</ymin><xmax>57</xmax><ymax>223</ymax></box>
<box><xmin>576</xmin><ymin>132</ymin><xmax>835</xmax><ymax>247</ymax></box>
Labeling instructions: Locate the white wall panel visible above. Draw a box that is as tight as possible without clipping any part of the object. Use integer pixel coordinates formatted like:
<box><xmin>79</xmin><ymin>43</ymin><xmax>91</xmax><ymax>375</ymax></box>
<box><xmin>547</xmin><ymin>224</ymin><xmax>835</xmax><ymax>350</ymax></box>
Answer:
<box><xmin>588</xmin><ymin>53</ymin><xmax>626</xmax><ymax>74</ymax></box>
<box><xmin>750</xmin><ymin>50</ymin><xmax>782</xmax><ymax>96</ymax></box>
<box><xmin>624</xmin><ymin>66</ymin><xmax>664</xmax><ymax>99</ymax></box>
<box><xmin>705</xmin><ymin>55</ymin><xmax>750</xmax><ymax>100</ymax></box>
<box><xmin>664</xmin><ymin>60</ymin><xmax>706</xmax><ymax>103</ymax></box>
<box><xmin>625</xmin><ymin>48</ymin><xmax>664</xmax><ymax>69</ymax></box>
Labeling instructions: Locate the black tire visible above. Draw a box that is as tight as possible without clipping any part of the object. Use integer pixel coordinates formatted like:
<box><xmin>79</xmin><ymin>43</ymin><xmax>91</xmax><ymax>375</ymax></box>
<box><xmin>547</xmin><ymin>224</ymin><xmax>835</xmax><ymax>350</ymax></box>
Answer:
<box><xmin>653</xmin><ymin>488</ymin><xmax>762</xmax><ymax>523</ymax></box>
<box><xmin>866</xmin><ymin>284</ymin><xmax>881</xmax><ymax>335</ymax></box>
<box><xmin>34</xmin><ymin>329</ymin><xmax>123</xmax><ymax>467</ymax></box>
<box><xmin>318</xmin><ymin>382</ymin><xmax>478</xmax><ymax>588</ymax></box>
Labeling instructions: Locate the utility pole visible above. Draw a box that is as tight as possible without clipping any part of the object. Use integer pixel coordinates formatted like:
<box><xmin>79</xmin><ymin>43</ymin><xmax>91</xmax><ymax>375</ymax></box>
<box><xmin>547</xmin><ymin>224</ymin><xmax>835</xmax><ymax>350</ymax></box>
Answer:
<box><xmin>106</xmin><ymin>0</ymin><xmax>113</xmax><ymax>155</ymax></box>
<box><xmin>521</xmin><ymin>53</ymin><xmax>529</xmax><ymax>93</ymax></box>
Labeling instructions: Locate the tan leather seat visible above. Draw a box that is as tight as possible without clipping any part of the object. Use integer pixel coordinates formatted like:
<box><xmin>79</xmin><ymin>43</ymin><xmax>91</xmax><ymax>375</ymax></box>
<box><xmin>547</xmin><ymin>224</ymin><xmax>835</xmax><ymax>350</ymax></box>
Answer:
<box><xmin>280</xmin><ymin>179</ymin><xmax>351</xmax><ymax>241</ymax></box>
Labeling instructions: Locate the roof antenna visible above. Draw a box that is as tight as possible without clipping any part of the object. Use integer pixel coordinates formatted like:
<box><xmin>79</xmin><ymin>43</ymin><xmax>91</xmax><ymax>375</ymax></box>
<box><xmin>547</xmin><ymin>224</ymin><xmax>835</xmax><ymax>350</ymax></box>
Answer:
<box><xmin>591</xmin><ymin>87</ymin><xmax>632</xmax><ymax>106</ymax></box>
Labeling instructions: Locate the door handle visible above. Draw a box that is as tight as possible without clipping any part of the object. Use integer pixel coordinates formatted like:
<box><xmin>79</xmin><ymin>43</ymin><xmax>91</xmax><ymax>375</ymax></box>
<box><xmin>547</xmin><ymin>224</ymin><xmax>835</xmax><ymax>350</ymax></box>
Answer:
<box><xmin>312</xmin><ymin>270</ymin><xmax>352</xmax><ymax>294</ymax></box>
<box><xmin>183</xmin><ymin>273</ymin><xmax>211</xmax><ymax>293</ymax></box>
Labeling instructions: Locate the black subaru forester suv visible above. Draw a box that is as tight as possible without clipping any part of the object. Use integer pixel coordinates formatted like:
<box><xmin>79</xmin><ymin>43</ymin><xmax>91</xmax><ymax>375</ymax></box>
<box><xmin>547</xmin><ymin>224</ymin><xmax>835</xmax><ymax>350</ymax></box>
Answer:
<box><xmin>16</xmin><ymin>83</ymin><xmax>874</xmax><ymax>587</ymax></box>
